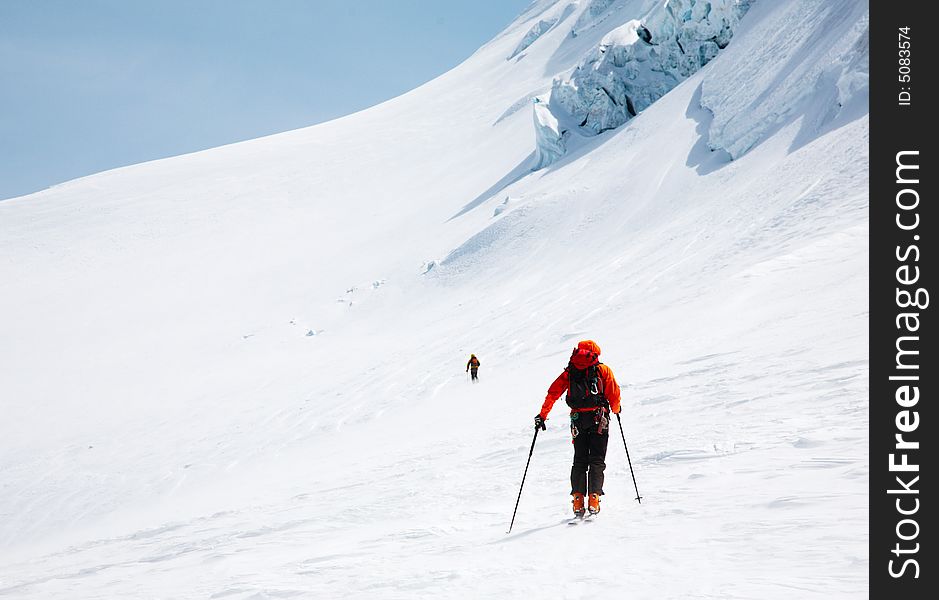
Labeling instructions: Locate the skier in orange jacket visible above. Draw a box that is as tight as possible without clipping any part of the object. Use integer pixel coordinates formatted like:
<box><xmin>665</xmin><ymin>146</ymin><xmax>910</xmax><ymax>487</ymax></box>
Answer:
<box><xmin>534</xmin><ymin>340</ymin><xmax>621</xmax><ymax>517</ymax></box>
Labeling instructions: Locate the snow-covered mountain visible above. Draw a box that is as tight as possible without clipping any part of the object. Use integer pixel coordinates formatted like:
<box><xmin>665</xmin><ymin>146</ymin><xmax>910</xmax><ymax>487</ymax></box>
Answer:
<box><xmin>0</xmin><ymin>1</ymin><xmax>869</xmax><ymax>597</ymax></box>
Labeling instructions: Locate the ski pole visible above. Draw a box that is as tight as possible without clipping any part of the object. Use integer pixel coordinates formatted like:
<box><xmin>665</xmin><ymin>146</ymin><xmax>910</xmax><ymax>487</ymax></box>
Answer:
<box><xmin>616</xmin><ymin>413</ymin><xmax>643</xmax><ymax>503</ymax></box>
<box><xmin>507</xmin><ymin>425</ymin><xmax>541</xmax><ymax>533</ymax></box>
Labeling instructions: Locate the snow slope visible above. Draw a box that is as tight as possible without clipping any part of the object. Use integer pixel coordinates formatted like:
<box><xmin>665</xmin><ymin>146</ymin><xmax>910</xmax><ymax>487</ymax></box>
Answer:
<box><xmin>0</xmin><ymin>1</ymin><xmax>868</xmax><ymax>598</ymax></box>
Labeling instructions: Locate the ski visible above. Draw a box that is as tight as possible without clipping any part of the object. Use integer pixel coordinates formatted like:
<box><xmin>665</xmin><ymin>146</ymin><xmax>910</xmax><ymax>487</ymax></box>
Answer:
<box><xmin>568</xmin><ymin>512</ymin><xmax>600</xmax><ymax>525</ymax></box>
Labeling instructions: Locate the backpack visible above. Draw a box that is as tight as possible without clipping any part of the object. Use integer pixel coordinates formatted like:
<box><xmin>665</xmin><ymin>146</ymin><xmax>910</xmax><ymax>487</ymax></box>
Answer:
<box><xmin>565</xmin><ymin>362</ymin><xmax>605</xmax><ymax>409</ymax></box>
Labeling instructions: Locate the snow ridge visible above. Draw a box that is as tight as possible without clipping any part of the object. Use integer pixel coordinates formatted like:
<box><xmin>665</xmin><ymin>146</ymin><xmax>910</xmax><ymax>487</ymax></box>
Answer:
<box><xmin>571</xmin><ymin>0</ymin><xmax>619</xmax><ymax>35</ymax></box>
<box><xmin>509</xmin><ymin>18</ymin><xmax>560</xmax><ymax>59</ymax></box>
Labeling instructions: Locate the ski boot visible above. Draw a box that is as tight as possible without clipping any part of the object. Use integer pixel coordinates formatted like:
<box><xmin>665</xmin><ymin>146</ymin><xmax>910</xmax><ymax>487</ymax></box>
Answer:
<box><xmin>572</xmin><ymin>492</ymin><xmax>586</xmax><ymax>518</ymax></box>
<box><xmin>588</xmin><ymin>493</ymin><xmax>601</xmax><ymax>515</ymax></box>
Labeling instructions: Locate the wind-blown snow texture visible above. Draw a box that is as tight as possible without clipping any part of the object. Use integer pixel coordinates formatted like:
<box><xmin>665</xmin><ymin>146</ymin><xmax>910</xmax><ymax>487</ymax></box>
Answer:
<box><xmin>0</xmin><ymin>0</ymin><xmax>868</xmax><ymax>598</ymax></box>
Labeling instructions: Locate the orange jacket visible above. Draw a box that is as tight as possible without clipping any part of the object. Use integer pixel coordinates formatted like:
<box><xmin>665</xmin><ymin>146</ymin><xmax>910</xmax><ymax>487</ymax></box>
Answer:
<box><xmin>539</xmin><ymin>363</ymin><xmax>621</xmax><ymax>420</ymax></box>
<box><xmin>539</xmin><ymin>341</ymin><xmax>621</xmax><ymax>420</ymax></box>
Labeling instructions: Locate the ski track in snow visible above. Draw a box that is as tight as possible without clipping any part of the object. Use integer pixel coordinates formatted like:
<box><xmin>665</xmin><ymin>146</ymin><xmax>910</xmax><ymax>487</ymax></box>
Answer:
<box><xmin>0</xmin><ymin>0</ymin><xmax>868</xmax><ymax>597</ymax></box>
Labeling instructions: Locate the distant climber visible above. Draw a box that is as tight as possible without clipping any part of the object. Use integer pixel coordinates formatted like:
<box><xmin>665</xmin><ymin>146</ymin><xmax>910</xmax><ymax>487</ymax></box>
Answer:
<box><xmin>534</xmin><ymin>340</ymin><xmax>621</xmax><ymax>517</ymax></box>
<box><xmin>466</xmin><ymin>354</ymin><xmax>481</xmax><ymax>382</ymax></box>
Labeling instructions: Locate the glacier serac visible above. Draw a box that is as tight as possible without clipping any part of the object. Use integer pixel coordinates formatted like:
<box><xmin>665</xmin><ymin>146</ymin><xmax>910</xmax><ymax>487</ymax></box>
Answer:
<box><xmin>535</xmin><ymin>0</ymin><xmax>752</xmax><ymax>167</ymax></box>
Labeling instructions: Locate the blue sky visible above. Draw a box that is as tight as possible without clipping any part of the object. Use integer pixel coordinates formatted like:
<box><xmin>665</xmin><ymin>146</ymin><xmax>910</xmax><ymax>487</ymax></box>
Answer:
<box><xmin>0</xmin><ymin>0</ymin><xmax>530</xmax><ymax>200</ymax></box>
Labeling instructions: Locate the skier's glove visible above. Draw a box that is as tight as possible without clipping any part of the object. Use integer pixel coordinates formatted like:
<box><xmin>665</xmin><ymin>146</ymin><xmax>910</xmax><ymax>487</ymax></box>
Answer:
<box><xmin>534</xmin><ymin>415</ymin><xmax>546</xmax><ymax>431</ymax></box>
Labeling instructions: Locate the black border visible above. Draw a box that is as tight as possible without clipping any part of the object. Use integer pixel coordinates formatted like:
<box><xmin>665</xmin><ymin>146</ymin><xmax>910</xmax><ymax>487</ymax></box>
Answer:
<box><xmin>871</xmin><ymin>1</ymin><xmax>933</xmax><ymax>595</ymax></box>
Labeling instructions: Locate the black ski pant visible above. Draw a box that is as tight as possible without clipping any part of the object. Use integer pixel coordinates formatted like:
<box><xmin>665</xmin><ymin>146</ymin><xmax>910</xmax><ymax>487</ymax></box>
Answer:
<box><xmin>470</xmin><ymin>367</ymin><xmax>479</xmax><ymax>381</ymax></box>
<box><xmin>570</xmin><ymin>409</ymin><xmax>609</xmax><ymax>495</ymax></box>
